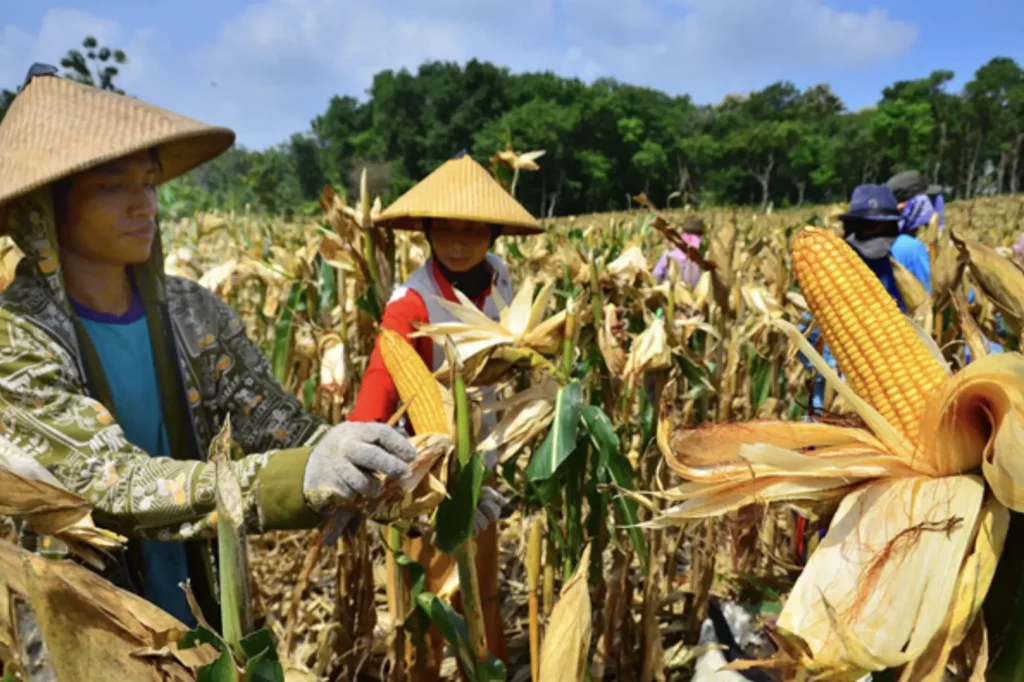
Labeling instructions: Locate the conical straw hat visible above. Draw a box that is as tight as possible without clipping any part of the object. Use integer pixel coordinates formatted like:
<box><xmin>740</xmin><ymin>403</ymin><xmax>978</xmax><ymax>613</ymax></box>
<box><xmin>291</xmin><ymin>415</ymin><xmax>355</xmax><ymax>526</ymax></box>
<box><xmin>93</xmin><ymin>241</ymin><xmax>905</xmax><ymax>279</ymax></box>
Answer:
<box><xmin>0</xmin><ymin>65</ymin><xmax>235</xmax><ymax>207</ymax></box>
<box><xmin>375</xmin><ymin>154</ymin><xmax>543</xmax><ymax>236</ymax></box>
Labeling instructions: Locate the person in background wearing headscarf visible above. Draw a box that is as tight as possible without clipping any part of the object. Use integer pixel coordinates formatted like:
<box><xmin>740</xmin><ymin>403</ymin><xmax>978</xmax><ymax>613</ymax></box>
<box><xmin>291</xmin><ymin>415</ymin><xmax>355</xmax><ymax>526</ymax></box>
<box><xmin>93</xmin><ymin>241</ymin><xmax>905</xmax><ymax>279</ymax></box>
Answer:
<box><xmin>652</xmin><ymin>215</ymin><xmax>705</xmax><ymax>287</ymax></box>
<box><xmin>888</xmin><ymin>172</ymin><xmax>1006</xmax><ymax>359</ymax></box>
<box><xmin>886</xmin><ymin>170</ymin><xmax>933</xmax><ymax>294</ymax></box>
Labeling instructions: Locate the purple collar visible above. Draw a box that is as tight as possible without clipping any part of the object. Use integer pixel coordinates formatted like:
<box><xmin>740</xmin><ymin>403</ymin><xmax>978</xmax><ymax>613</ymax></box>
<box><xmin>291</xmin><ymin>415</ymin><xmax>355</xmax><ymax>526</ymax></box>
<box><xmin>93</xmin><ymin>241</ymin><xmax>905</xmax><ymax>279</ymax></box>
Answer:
<box><xmin>71</xmin><ymin>289</ymin><xmax>145</xmax><ymax>325</ymax></box>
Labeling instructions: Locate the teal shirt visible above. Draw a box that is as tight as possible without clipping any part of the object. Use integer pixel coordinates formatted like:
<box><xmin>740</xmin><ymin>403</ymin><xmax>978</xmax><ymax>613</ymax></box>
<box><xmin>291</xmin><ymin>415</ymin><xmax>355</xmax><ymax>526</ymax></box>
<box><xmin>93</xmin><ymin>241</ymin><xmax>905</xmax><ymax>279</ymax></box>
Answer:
<box><xmin>72</xmin><ymin>293</ymin><xmax>195</xmax><ymax>626</ymax></box>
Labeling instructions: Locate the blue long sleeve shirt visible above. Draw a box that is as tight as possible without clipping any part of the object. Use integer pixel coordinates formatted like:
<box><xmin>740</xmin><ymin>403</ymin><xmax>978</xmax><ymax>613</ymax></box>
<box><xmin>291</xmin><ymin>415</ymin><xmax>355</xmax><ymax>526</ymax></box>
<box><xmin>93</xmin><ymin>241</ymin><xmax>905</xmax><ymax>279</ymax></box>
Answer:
<box><xmin>891</xmin><ymin>234</ymin><xmax>932</xmax><ymax>295</ymax></box>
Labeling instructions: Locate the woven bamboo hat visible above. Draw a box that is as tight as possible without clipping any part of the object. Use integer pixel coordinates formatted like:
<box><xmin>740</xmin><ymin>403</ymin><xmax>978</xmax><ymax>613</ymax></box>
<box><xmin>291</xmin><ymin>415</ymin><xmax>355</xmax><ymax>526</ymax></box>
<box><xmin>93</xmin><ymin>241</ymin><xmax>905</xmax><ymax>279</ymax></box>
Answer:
<box><xmin>0</xmin><ymin>63</ymin><xmax>235</xmax><ymax>208</ymax></box>
<box><xmin>375</xmin><ymin>152</ymin><xmax>543</xmax><ymax>236</ymax></box>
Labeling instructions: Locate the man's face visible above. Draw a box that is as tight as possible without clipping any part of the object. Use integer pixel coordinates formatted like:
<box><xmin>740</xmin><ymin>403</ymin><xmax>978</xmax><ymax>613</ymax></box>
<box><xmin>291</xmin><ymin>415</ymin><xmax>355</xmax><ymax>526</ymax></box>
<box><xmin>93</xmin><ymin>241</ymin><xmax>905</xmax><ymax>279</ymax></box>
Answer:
<box><xmin>429</xmin><ymin>219</ymin><xmax>493</xmax><ymax>272</ymax></box>
<box><xmin>56</xmin><ymin>150</ymin><xmax>159</xmax><ymax>266</ymax></box>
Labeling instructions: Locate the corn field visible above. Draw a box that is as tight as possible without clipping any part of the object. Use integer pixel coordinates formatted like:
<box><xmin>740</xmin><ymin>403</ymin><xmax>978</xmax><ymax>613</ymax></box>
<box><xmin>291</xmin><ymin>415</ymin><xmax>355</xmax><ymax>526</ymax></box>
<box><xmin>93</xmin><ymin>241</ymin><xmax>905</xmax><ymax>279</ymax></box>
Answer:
<box><xmin>3</xmin><ymin>185</ymin><xmax>1024</xmax><ymax>682</ymax></box>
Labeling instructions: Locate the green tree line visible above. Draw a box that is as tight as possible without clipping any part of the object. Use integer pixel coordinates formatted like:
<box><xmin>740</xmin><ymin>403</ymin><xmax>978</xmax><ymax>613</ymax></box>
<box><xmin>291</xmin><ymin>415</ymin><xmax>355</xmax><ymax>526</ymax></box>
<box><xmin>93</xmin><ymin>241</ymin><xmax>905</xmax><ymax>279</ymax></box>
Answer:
<box><xmin>4</xmin><ymin>39</ymin><xmax>1024</xmax><ymax>218</ymax></box>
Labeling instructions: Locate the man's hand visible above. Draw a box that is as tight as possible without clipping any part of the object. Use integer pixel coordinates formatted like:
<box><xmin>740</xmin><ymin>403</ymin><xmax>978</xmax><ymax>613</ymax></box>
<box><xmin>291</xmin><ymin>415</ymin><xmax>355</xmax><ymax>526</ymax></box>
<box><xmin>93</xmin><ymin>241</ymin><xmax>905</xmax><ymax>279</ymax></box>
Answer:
<box><xmin>303</xmin><ymin>422</ymin><xmax>417</xmax><ymax>514</ymax></box>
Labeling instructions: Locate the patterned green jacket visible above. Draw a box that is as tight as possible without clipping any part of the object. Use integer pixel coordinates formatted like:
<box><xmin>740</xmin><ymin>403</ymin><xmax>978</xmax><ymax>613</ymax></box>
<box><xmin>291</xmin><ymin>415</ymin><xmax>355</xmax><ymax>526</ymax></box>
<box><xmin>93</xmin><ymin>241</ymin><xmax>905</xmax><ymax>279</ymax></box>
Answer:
<box><xmin>0</xmin><ymin>188</ymin><xmax>328</xmax><ymax>612</ymax></box>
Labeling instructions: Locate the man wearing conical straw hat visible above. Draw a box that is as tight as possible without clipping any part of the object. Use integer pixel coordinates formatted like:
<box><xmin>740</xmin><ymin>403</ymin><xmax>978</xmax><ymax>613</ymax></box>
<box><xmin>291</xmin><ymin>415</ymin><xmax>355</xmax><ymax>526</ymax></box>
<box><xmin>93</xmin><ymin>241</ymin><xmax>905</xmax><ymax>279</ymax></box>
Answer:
<box><xmin>0</xmin><ymin>64</ymin><xmax>417</xmax><ymax>629</ymax></box>
<box><xmin>350</xmin><ymin>150</ymin><xmax>543</xmax><ymax>678</ymax></box>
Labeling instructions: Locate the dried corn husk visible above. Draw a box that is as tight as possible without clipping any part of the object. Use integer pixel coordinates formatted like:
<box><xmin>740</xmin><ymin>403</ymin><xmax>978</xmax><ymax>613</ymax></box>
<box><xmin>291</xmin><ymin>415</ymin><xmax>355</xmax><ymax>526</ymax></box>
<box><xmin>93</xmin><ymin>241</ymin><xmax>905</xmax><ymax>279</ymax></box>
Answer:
<box><xmin>890</xmin><ymin>257</ymin><xmax>932</xmax><ymax>327</ymax></box>
<box><xmin>0</xmin><ymin>539</ymin><xmax>217</xmax><ymax>681</ymax></box>
<box><xmin>931</xmin><ymin>236</ymin><xmax>962</xmax><ymax>305</ymax></box>
<box><xmin>197</xmin><ymin>258</ymin><xmax>240</xmax><ymax>296</ymax></box>
<box><xmin>412</xmin><ymin>279</ymin><xmax>564</xmax><ymax>382</ymax></box>
<box><xmin>741</xmin><ymin>284</ymin><xmax>783</xmax><ymax>319</ymax></box>
<box><xmin>598</xmin><ymin>304</ymin><xmax>627</xmax><ymax>376</ymax></box>
<box><xmin>624</xmin><ymin>317</ymin><xmax>672</xmax><ymax>385</ymax></box>
<box><xmin>604</xmin><ymin>245</ymin><xmax>649</xmax><ymax>288</ymax></box>
<box><xmin>0</xmin><ymin>236</ymin><xmax>23</xmax><ymax>291</ymax></box>
<box><xmin>693</xmin><ymin>270</ymin><xmax>713</xmax><ymax>310</ymax></box>
<box><xmin>496</xmin><ymin>148</ymin><xmax>546</xmax><ymax>171</ymax></box>
<box><xmin>317</xmin><ymin>332</ymin><xmax>348</xmax><ymax>396</ymax></box>
<box><xmin>653</xmin><ymin>306</ymin><xmax>1024</xmax><ymax>678</ymax></box>
<box><xmin>952</xmin><ymin>231</ymin><xmax>1024</xmax><ymax>333</ymax></box>
<box><xmin>920</xmin><ymin>352</ymin><xmax>1024</xmax><ymax>510</ymax></box>
<box><xmin>951</xmin><ymin>292</ymin><xmax>990</xmax><ymax>362</ymax></box>
<box><xmin>708</xmin><ymin>218</ymin><xmax>738</xmax><ymax>313</ymax></box>
<box><xmin>898</xmin><ymin>497</ymin><xmax>1007</xmax><ymax>681</ymax></box>
<box><xmin>0</xmin><ymin>442</ymin><xmax>125</xmax><ymax>566</ymax></box>
<box><xmin>776</xmin><ymin>475</ymin><xmax>985</xmax><ymax>675</ymax></box>
<box><xmin>538</xmin><ymin>543</ymin><xmax>592</xmax><ymax>682</ymax></box>
<box><xmin>163</xmin><ymin>246</ymin><xmax>200</xmax><ymax>281</ymax></box>
<box><xmin>478</xmin><ymin>378</ymin><xmax>559</xmax><ymax>462</ymax></box>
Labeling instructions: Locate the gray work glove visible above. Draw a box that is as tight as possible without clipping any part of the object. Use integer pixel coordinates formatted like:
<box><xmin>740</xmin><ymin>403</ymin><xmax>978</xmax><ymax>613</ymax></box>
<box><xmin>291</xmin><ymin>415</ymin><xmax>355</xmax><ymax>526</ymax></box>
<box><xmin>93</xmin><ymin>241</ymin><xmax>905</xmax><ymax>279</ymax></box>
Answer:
<box><xmin>473</xmin><ymin>486</ymin><xmax>506</xmax><ymax>535</ymax></box>
<box><xmin>303</xmin><ymin>422</ymin><xmax>417</xmax><ymax>514</ymax></box>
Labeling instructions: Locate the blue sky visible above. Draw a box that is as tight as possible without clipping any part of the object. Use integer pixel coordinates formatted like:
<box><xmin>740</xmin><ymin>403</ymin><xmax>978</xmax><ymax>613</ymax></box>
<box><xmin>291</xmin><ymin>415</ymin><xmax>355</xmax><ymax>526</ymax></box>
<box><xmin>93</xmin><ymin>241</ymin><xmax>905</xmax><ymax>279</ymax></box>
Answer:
<box><xmin>3</xmin><ymin>1</ymin><xmax>1022</xmax><ymax>150</ymax></box>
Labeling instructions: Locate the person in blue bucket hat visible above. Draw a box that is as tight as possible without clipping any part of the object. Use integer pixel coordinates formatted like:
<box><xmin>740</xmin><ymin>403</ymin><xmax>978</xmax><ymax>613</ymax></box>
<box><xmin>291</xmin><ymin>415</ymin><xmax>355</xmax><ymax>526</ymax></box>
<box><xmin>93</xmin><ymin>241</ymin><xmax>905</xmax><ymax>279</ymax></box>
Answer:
<box><xmin>799</xmin><ymin>185</ymin><xmax>910</xmax><ymax>420</ymax></box>
<box><xmin>802</xmin><ymin>184</ymin><xmax>915</xmax><ymax>398</ymax></box>
<box><xmin>838</xmin><ymin>183</ymin><xmax>914</xmax><ymax>308</ymax></box>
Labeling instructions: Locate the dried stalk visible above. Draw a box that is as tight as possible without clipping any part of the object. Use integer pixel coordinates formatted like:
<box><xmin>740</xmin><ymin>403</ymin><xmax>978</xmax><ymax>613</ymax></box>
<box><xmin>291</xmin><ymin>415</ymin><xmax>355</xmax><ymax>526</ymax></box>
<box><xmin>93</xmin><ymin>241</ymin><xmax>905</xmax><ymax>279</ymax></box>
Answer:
<box><xmin>452</xmin><ymin>358</ymin><xmax>492</xmax><ymax>678</ymax></box>
<box><xmin>527</xmin><ymin>515</ymin><xmax>544</xmax><ymax>681</ymax></box>
<box><xmin>284</xmin><ymin>528</ymin><xmax>323</xmax><ymax>656</ymax></box>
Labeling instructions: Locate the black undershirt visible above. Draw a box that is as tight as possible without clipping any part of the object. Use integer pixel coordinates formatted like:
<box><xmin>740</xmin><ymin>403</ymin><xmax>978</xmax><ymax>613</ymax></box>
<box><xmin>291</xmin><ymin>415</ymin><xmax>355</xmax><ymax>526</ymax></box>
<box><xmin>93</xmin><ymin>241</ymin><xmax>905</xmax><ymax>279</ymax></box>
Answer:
<box><xmin>432</xmin><ymin>255</ymin><xmax>493</xmax><ymax>300</ymax></box>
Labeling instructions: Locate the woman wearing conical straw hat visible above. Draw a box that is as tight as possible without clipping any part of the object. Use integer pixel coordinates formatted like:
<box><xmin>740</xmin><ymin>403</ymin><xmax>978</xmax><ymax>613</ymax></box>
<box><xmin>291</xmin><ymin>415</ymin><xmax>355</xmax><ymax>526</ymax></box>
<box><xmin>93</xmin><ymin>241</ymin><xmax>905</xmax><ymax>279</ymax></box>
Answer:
<box><xmin>0</xmin><ymin>64</ymin><xmax>416</xmax><ymax>632</ymax></box>
<box><xmin>350</xmin><ymin>151</ymin><xmax>543</xmax><ymax>678</ymax></box>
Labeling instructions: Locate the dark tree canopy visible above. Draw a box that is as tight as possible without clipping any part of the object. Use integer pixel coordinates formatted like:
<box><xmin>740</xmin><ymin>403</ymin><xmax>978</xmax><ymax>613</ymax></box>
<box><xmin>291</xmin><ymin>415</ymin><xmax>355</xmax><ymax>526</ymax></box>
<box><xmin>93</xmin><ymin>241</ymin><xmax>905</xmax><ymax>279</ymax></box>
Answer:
<box><xmin>2</xmin><ymin>41</ymin><xmax>1023</xmax><ymax>217</ymax></box>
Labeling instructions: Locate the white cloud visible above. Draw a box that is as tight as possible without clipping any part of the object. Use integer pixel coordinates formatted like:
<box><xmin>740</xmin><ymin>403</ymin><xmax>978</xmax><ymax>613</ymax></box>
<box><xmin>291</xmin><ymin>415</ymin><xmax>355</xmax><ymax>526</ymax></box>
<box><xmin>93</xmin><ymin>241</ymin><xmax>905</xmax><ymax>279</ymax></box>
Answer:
<box><xmin>562</xmin><ymin>0</ymin><xmax>917</xmax><ymax>100</ymax></box>
<box><xmin>2</xmin><ymin>1</ymin><xmax>919</xmax><ymax>149</ymax></box>
<box><xmin>0</xmin><ymin>10</ymin><xmax>154</xmax><ymax>93</ymax></box>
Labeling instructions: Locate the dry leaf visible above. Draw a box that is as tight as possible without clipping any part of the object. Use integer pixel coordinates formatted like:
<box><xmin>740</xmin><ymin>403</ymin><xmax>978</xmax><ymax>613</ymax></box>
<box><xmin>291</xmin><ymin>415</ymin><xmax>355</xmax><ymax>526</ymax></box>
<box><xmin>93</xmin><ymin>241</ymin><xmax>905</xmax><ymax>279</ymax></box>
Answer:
<box><xmin>0</xmin><ymin>446</ymin><xmax>125</xmax><ymax>566</ymax></box>
<box><xmin>0</xmin><ymin>539</ymin><xmax>216</xmax><ymax>681</ymax></box>
<box><xmin>538</xmin><ymin>543</ymin><xmax>592</xmax><ymax>682</ymax></box>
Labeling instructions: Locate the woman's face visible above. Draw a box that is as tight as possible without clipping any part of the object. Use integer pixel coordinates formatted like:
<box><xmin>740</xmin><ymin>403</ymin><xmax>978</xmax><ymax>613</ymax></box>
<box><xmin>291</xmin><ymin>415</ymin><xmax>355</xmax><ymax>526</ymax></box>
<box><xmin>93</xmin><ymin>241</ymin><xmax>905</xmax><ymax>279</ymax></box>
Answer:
<box><xmin>429</xmin><ymin>219</ymin><xmax>493</xmax><ymax>272</ymax></box>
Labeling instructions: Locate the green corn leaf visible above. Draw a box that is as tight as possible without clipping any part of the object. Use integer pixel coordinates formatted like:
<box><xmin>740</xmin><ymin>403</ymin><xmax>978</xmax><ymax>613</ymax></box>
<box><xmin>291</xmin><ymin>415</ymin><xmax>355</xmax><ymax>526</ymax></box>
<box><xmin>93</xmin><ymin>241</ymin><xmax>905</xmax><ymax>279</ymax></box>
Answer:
<box><xmin>240</xmin><ymin>629</ymin><xmax>285</xmax><ymax>682</ymax></box>
<box><xmin>564</xmin><ymin>444</ymin><xmax>587</xmax><ymax>573</ymax></box>
<box><xmin>526</xmin><ymin>381</ymin><xmax>583</xmax><ymax>481</ymax></box>
<box><xmin>178</xmin><ymin>625</ymin><xmax>225</xmax><ymax>651</ymax></box>
<box><xmin>581</xmin><ymin>405</ymin><xmax>649</xmax><ymax>574</ymax></box>
<box><xmin>507</xmin><ymin>241</ymin><xmax>525</xmax><ymax>261</ymax></box>
<box><xmin>197</xmin><ymin>650</ymin><xmax>237</xmax><ymax>682</ymax></box>
<box><xmin>396</xmin><ymin>551</ymin><xmax>431</xmax><ymax>642</ymax></box>
<box><xmin>416</xmin><ymin>592</ymin><xmax>478</xmax><ymax>676</ymax></box>
<box><xmin>210</xmin><ymin>417</ymin><xmax>253</xmax><ymax>657</ymax></box>
<box><xmin>750</xmin><ymin>352</ymin><xmax>773</xmax><ymax>413</ymax></box>
<box><xmin>302</xmin><ymin>376</ymin><xmax>316</xmax><ymax>411</ymax></box>
<box><xmin>271</xmin><ymin>282</ymin><xmax>301</xmax><ymax>383</ymax></box>
<box><xmin>434</xmin><ymin>452</ymin><xmax>485</xmax><ymax>554</ymax></box>
<box><xmin>180</xmin><ymin>627</ymin><xmax>237</xmax><ymax>682</ymax></box>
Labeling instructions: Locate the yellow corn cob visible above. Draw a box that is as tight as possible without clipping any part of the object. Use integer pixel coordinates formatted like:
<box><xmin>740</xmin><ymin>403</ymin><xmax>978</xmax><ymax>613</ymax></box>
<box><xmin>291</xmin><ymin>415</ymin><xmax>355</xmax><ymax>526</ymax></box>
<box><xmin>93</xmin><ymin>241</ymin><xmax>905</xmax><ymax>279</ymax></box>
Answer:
<box><xmin>792</xmin><ymin>227</ymin><xmax>947</xmax><ymax>445</ymax></box>
<box><xmin>378</xmin><ymin>328</ymin><xmax>450</xmax><ymax>437</ymax></box>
